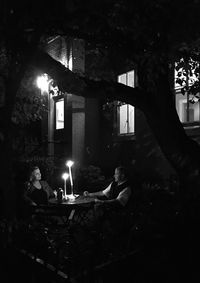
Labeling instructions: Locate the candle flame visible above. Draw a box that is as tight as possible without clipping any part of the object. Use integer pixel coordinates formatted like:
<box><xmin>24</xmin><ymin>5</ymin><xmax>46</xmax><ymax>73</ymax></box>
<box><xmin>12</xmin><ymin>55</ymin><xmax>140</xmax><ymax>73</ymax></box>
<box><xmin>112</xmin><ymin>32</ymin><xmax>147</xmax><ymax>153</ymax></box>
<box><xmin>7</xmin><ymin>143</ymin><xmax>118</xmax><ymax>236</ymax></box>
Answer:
<box><xmin>66</xmin><ymin>160</ymin><xmax>74</xmax><ymax>167</ymax></box>
<box><xmin>62</xmin><ymin>173</ymin><xmax>69</xmax><ymax>180</ymax></box>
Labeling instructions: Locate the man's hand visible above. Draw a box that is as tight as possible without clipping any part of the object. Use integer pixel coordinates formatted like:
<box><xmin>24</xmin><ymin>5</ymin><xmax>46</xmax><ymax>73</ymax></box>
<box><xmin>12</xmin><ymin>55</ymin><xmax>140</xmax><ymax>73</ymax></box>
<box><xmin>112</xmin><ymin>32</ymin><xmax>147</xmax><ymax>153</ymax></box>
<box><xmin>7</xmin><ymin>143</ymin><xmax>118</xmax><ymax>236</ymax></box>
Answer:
<box><xmin>83</xmin><ymin>191</ymin><xmax>90</xmax><ymax>196</ymax></box>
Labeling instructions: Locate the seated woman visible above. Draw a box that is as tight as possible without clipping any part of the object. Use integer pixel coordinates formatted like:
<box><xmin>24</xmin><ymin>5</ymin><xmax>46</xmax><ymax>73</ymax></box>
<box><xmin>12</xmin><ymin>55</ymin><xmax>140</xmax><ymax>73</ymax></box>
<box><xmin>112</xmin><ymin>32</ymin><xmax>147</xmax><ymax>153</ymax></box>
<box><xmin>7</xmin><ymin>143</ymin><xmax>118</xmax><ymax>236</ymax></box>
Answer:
<box><xmin>24</xmin><ymin>166</ymin><xmax>55</xmax><ymax>206</ymax></box>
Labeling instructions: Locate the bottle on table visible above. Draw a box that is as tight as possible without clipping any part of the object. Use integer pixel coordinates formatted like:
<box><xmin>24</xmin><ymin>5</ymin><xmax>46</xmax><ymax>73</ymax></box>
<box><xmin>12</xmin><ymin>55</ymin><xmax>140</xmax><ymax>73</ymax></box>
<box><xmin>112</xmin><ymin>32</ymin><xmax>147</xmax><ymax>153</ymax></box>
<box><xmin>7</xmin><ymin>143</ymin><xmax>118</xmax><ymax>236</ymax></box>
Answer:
<box><xmin>57</xmin><ymin>188</ymin><xmax>63</xmax><ymax>203</ymax></box>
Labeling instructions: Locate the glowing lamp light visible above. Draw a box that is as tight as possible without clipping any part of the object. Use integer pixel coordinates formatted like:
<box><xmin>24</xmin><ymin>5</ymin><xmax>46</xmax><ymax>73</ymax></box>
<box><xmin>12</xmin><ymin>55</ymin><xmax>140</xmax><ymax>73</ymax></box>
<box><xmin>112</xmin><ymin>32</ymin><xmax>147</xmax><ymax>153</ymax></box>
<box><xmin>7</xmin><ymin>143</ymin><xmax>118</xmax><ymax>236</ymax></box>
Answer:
<box><xmin>62</xmin><ymin>172</ymin><xmax>69</xmax><ymax>181</ymax></box>
<box><xmin>62</xmin><ymin>172</ymin><xmax>69</xmax><ymax>199</ymax></box>
<box><xmin>66</xmin><ymin>160</ymin><xmax>74</xmax><ymax>196</ymax></box>
<box><xmin>36</xmin><ymin>74</ymin><xmax>49</xmax><ymax>92</ymax></box>
<box><xmin>67</xmin><ymin>194</ymin><xmax>76</xmax><ymax>201</ymax></box>
<box><xmin>66</xmin><ymin>160</ymin><xmax>74</xmax><ymax>168</ymax></box>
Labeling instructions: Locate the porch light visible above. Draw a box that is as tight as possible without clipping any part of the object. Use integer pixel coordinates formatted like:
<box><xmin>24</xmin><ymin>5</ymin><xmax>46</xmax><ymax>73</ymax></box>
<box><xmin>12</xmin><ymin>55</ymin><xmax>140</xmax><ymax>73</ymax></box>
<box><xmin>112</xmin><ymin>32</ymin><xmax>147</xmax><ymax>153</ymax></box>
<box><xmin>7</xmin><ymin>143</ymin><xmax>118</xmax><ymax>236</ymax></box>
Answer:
<box><xmin>36</xmin><ymin>74</ymin><xmax>49</xmax><ymax>92</ymax></box>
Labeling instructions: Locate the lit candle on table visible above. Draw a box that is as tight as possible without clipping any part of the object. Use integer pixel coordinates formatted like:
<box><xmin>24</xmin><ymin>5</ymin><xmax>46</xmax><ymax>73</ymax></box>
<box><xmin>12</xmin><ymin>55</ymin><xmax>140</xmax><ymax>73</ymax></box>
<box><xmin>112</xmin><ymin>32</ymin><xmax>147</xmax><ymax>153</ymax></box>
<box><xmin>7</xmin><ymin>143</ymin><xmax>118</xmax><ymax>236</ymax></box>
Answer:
<box><xmin>62</xmin><ymin>172</ymin><xmax>69</xmax><ymax>199</ymax></box>
<box><xmin>66</xmin><ymin>160</ymin><xmax>74</xmax><ymax>197</ymax></box>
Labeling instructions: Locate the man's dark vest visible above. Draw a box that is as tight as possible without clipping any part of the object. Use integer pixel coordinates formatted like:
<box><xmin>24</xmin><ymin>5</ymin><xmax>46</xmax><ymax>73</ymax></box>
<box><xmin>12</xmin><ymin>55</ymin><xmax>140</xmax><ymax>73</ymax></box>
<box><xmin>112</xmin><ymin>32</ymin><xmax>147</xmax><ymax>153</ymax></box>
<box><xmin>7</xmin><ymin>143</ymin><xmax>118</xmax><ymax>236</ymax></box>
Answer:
<box><xmin>109</xmin><ymin>181</ymin><xmax>129</xmax><ymax>200</ymax></box>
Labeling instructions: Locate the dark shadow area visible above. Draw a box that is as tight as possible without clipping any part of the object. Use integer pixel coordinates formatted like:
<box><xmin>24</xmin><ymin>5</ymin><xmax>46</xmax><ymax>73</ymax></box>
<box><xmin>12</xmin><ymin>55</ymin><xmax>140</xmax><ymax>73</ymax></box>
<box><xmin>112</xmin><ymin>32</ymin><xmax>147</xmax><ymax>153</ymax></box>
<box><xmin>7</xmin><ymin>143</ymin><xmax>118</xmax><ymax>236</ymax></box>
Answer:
<box><xmin>1</xmin><ymin>171</ymin><xmax>200</xmax><ymax>283</ymax></box>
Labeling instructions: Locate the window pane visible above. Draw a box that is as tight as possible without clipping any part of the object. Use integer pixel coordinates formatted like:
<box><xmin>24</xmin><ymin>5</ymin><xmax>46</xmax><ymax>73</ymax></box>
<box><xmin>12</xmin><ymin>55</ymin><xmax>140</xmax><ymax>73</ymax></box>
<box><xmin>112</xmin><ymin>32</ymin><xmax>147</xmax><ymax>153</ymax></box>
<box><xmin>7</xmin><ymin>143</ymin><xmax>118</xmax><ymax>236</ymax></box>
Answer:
<box><xmin>127</xmin><ymin>70</ymin><xmax>135</xmax><ymax>87</ymax></box>
<box><xmin>176</xmin><ymin>92</ymin><xmax>185</xmax><ymax>122</ymax></box>
<box><xmin>188</xmin><ymin>102</ymin><xmax>199</xmax><ymax>122</ymax></box>
<box><xmin>182</xmin><ymin>103</ymin><xmax>194</xmax><ymax>122</ymax></box>
<box><xmin>119</xmin><ymin>104</ymin><xmax>128</xmax><ymax>134</ymax></box>
<box><xmin>117</xmin><ymin>70</ymin><xmax>135</xmax><ymax>135</ymax></box>
<box><xmin>56</xmin><ymin>99</ymin><xmax>64</xmax><ymax>129</ymax></box>
<box><xmin>118</xmin><ymin>74</ymin><xmax>126</xmax><ymax>85</ymax></box>
<box><xmin>128</xmin><ymin>105</ymin><xmax>135</xmax><ymax>133</ymax></box>
<box><xmin>176</xmin><ymin>92</ymin><xmax>200</xmax><ymax>123</ymax></box>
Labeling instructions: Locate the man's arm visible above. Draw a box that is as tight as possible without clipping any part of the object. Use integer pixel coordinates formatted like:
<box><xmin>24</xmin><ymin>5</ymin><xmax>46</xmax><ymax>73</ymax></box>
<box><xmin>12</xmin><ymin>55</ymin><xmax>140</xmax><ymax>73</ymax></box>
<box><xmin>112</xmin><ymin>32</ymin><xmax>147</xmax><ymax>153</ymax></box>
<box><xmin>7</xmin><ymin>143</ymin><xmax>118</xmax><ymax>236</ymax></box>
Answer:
<box><xmin>95</xmin><ymin>186</ymin><xmax>131</xmax><ymax>208</ymax></box>
<box><xmin>84</xmin><ymin>190</ymin><xmax>105</xmax><ymax>198</ymax></box>
<box><xmin>84</xmin><ymin>183</ymin><xmax>112</xmax><ymax>198</ymax></box>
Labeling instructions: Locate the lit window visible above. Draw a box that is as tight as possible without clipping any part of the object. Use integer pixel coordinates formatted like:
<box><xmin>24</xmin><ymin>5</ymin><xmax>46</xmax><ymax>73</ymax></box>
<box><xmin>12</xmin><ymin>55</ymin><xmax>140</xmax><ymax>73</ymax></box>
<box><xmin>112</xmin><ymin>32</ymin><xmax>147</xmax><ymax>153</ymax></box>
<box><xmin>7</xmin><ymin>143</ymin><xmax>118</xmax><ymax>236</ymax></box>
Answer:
<box><xmin>56</xmin><ymin>99</ymin><xmax>64</xmax><ymax>129</ymax></box>
<box><xmin>117</xmin><ymin>70</ymin><xmax>135</xmax><ymax>135</ymax></box>
<box><xmin>175</xmin><ymin>58</ymin><xmax>200</xmax><ymax>124</ymax></box>
<box><xmin>176</xmin><ymin>93</ymin><xmax>200</xmax><ymax>123</ymax></box>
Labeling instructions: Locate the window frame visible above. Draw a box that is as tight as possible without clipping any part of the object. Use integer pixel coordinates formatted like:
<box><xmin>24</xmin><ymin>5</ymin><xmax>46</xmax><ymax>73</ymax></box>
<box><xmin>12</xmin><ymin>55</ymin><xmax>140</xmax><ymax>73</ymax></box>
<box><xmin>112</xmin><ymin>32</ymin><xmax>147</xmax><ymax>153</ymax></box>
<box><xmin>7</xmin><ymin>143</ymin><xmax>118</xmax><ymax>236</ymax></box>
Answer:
<box><xmin>115</xmin><ymin>70</ymin><xmax>135</xmax><ymax>139</ymax></box>
<box><xmin>53</xmin><ymin>94</ymin><xmax>65</xmax><ymax>131</ymax></box>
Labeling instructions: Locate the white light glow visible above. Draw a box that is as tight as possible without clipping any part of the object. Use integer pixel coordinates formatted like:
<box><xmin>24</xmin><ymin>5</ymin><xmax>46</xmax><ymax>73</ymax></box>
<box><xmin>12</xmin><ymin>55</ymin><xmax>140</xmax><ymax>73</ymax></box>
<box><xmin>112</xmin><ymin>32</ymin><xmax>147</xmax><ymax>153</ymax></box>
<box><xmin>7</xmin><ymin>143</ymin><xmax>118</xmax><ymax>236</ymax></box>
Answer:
<box><xmin>36</xmin><ymin>74</ymin><xmax>49</xmax><ymax>92</ymax></box>
<box><xmin>62</xmin><ymin>173</ymin><xmax>69</xmax><ymax>180</ymax></box>
<box><xmin>62</xmin><ymin>172</ymin><xmax>69</xmax><ymax>199</ymax></box>
<box><xmin>66</xmin><ymin>160</ymin><xmax>74</xmax><ymax>196</ymax></box>
<box><xmin>67</xmin><ymin>194</ymin><xmax>76</xmax><ymax>201</ymax></box>
<box><xmin>66</xmin><ymin>160</ymin><xmax>74</xmax><ymax>168</ymax></box>
<box><xmin>56</xmin><ymin>99</ymin><xmax>64</xmax><ymax>129</ymax></box>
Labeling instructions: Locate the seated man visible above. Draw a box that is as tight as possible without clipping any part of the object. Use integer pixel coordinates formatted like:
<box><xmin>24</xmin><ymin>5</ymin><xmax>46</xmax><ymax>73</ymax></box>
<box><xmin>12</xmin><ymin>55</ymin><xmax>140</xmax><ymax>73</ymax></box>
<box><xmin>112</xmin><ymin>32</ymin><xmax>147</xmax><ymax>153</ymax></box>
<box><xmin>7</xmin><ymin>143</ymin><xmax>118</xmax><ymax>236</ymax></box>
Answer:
<box><xmin>83</xmin><ymin>166</ymin><xmax>132</xmax><ymax>241</ymax></box>
<box><xmin>84</xmin><ymin>166</ymin><xmax>131</xmax><ymax>209</ymax></box>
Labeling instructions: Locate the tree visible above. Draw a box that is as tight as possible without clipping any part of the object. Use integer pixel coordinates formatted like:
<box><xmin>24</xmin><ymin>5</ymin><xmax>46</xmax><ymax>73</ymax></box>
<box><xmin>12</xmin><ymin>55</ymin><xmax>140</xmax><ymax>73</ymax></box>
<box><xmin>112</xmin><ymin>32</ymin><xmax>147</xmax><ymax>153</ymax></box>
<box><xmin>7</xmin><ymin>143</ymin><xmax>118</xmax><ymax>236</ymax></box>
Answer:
<box><xmin>1</xmin><ymin>0</ymin><xmax>200</xmax><ymax>219</ymax></box>
<box><xmin>31</xmin><ymin>0</ymin><xmax>200</xmax><ymax>188</ymax></box>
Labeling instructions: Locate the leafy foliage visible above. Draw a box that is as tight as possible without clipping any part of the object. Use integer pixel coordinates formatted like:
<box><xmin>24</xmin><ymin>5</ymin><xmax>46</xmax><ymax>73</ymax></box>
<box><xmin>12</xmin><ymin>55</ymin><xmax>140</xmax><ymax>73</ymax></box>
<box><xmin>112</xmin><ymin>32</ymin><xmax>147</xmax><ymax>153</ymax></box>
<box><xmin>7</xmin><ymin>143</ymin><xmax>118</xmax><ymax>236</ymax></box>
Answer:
<box><xmin>175</xmin><ymin>56</ymin><xmax>200</xmax><ymax>104</ymax></box>
<box><xmin>77</xmin><ymin>165</ymin><xmax>106</xmax><ymax>191</ymax></box>
<box><xmin>12</xmin><ymin>67</ymin><xmax>48</xmax><ymax>125</ymax></box>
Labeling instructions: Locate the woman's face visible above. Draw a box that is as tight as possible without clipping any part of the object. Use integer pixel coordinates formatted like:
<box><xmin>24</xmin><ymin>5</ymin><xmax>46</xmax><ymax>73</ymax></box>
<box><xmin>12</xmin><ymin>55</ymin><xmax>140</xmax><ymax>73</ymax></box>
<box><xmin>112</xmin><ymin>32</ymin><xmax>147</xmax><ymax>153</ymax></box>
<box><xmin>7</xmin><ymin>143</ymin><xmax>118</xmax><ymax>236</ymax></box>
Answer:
<box><xmin>31</xmin><ymin>168</ymin><xmax>41</xmax><ymax>181</ymax></box>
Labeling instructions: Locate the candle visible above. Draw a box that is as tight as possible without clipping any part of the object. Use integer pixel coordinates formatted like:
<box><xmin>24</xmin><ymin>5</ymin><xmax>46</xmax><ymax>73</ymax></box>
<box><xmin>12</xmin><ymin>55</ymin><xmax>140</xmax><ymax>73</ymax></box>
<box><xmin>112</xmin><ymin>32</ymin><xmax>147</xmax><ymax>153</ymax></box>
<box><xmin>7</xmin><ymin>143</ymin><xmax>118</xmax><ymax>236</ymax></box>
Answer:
<box><xmin>66</xmin><ymin>160</ymin><xmax>74</xmax><ymax>196</ymax></box>
<box><xmin>62</xmin><ymin>172</ymin><xmax>69</xmax><ymax>199</ymax></box>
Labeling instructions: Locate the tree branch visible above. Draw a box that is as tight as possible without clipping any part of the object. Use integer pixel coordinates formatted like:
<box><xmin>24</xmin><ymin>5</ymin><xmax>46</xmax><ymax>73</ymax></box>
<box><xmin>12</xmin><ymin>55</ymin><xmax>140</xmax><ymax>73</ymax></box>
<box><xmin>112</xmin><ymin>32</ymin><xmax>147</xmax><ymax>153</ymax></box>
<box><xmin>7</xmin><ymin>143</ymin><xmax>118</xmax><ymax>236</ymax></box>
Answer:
<box><xmin>32</xmin><ymin>48</ymin><xmax>147</xmax><ymax>109</ymax></box>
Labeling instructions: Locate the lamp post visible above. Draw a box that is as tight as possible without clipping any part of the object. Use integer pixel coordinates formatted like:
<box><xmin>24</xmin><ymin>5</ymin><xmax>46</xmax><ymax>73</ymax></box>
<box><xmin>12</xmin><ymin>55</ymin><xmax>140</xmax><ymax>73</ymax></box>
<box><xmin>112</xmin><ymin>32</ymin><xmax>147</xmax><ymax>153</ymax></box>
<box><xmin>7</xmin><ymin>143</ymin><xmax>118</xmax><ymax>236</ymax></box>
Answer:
<box><xmin>62</xmin><ymin>173</ymin><xmax>69</xmax><ymax>199</ymax></box>
<box><xmin>66</xmin><ymin>160</ymin><xmax>74</xmax><ymax>196</ymax></box>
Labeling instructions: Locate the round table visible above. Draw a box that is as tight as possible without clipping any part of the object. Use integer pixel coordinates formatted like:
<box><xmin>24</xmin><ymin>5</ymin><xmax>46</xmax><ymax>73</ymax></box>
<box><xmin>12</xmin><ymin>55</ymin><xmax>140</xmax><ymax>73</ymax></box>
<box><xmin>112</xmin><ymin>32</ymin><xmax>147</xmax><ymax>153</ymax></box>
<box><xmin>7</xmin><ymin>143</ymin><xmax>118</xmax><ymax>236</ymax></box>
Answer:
<box><xmin>49</xmin><ymin>194</ymin><xmax>96</xmax><ymax>206</ymax></box>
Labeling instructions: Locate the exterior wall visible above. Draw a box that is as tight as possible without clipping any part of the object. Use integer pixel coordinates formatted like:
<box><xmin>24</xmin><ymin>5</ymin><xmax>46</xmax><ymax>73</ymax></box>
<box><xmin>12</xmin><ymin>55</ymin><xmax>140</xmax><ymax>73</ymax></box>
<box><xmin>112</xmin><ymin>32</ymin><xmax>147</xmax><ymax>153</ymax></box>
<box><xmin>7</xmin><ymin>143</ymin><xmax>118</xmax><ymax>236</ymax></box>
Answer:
<box><xmin>98</xmin><ymin>104</ymin><xmax>175</xmax><ymax>181</ymax></box>
<box><xmin>72</xmin><ymin>94</ymin><xmax>85</xmax><ymax>175</ymax></box>
<box><xmin>70</xmin><ymin>39</ymin><xmax>86</xmax><ymax>177</ymax></box>
<box><xmin>44</xmin><ymin>36</ymin><xmax>101</xmax><ymax>181</ymax></box>
<box><xmin>85</xmin><ymin>98</ymin><xmax>100</xmax><ymax>165</ymax></box>
<box><xmin>45</xmin><ymin>36</ymin><xmax>73</xmax><ymax>167</ymax></box>
<box><xmin>54</xmin><ymin>93</ymin><xmax>72</xmax><ymax>160</ymax></box>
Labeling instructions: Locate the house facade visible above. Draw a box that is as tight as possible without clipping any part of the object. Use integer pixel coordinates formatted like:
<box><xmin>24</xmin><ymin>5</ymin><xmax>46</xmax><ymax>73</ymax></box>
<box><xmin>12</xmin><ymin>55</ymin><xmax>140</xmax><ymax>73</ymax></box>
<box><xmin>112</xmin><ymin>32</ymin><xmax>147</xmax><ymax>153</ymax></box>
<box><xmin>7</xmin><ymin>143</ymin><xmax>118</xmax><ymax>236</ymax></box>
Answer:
<box><xmin>39</xmin><ymin>36</ymin><xmax>100</xmax><ymax>182</ymax></box>
<box><xmin>38</xmin><ymin>36</ymin><xmax>200</xmax><ymax>185</ymax></box>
